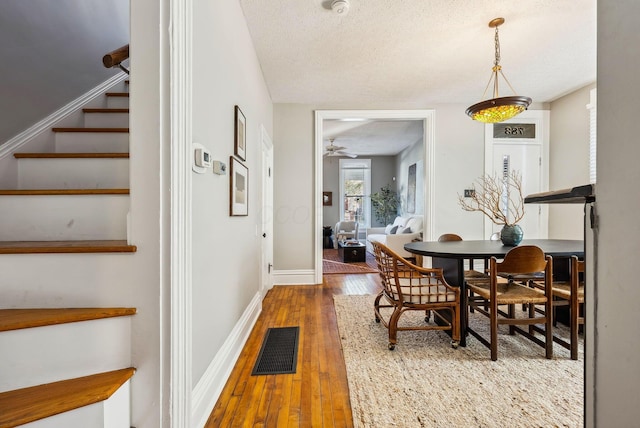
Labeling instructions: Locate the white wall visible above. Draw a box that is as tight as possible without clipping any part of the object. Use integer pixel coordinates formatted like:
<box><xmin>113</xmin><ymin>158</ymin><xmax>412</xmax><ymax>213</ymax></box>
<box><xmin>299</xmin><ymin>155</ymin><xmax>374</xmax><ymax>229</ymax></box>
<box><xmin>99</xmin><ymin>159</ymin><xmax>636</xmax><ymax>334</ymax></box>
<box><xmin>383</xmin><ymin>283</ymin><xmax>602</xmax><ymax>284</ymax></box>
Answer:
<box><xmin>130</xmin><ymin>0</ymin><xmax>166</xmax><ymax>426</ymax></box>
<box><xmin>593</xmin><ymin>2</ymin><xmax>640</xmax><ymax>425</ymax></box>
<box><xmin>548</xmin><ymin>83</ymin><xmax>595</xmax><ymax>239</ymax></box>
<box><xmin>273</xmin><ymin>103</ymin><xmax>486</xmax><ymax>270</ymax></box>
<box><xmin>0</xmin><ymin>0</ymin><xmax>129</xmax><ymax>144</ymax></box>
<box><xmin>191</xmin><ymin>0</ymin><xmax>272</xmax><ymax>387</ymax></box>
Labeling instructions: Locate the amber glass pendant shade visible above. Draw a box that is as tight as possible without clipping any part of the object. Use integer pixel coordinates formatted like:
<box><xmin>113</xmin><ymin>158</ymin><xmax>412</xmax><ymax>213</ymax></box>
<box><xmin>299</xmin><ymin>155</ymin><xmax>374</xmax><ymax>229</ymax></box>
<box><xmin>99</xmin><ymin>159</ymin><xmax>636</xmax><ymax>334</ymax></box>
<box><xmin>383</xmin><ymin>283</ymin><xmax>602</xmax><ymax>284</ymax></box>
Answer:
<box><xmin>466</xmin><ymin>95</ymin><xmax>532</xmax><ymax>123</ymax></box>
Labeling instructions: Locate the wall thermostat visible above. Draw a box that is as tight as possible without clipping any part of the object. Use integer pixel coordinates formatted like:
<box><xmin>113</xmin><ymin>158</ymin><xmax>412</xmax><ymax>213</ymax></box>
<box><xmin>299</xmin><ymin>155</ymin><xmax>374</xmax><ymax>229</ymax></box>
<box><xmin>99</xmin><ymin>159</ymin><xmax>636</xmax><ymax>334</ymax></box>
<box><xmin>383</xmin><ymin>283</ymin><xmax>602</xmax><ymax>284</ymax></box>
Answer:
<box><xmin>212</xmin><ymin>160</ymin><xmax>227</xmax><ymax>175</ymax></box>
<box><xmin>195</xmin><ymin>147</ymin><xmax>212</xmax><ymax>168</ymax></box>
<box><xmin>192</xmin><ymin>143</ymin><xmax>211</xmax><ymax>174</ymax></box>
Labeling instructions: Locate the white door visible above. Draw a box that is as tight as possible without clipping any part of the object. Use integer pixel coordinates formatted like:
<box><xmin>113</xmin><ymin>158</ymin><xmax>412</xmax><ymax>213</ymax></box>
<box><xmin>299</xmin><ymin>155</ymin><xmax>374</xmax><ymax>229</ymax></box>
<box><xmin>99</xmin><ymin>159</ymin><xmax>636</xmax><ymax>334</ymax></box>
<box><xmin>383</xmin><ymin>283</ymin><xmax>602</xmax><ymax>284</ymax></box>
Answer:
<box><xmin>261</xmin><ymin>126</ymin><xmax>274</xmax><ymax>293</ymax></box>
<box><xmin>484</xmin><ymin>111</ymin><xmax>549</xmax><ymax>240</ymax></box>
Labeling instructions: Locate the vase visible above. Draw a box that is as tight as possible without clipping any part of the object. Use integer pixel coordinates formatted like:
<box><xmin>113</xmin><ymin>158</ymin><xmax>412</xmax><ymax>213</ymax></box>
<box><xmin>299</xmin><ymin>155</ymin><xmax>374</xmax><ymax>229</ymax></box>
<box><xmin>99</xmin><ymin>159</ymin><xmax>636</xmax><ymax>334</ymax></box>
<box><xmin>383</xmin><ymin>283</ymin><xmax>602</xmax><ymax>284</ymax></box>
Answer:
<box><xmin>500</xmin><ymin>224</ymin><xmax>523</xmax><ymax>246</ymax></box>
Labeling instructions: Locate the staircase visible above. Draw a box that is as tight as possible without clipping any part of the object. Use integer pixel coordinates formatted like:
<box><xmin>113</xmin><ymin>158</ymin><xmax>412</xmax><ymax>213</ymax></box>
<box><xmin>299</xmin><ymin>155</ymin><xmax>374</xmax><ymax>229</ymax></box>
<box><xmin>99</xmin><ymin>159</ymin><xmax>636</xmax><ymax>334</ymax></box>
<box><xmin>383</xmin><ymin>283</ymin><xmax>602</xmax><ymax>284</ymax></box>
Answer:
<box><xmin>0</xmin><ymin>79</ymin><xmax>137</xmax><ymax>427</ymax></box>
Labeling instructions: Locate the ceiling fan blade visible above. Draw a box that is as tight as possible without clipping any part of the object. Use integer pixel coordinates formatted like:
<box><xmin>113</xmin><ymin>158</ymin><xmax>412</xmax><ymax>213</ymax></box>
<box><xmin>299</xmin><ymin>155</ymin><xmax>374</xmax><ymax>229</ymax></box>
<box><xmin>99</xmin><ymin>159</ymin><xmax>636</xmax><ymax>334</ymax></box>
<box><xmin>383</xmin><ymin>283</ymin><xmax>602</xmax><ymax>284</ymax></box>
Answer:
<box><xmin>336</xmin><ymin>150</ymin><xmax>358</xmax><ymax>158</ymax></box>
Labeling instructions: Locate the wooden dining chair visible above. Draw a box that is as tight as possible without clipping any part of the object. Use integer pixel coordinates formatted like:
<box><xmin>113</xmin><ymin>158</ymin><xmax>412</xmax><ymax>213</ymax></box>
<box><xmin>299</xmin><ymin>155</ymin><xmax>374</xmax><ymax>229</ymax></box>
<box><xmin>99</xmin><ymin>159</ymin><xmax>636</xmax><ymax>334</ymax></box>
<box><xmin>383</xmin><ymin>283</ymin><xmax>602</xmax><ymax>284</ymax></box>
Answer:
<box><xmin>437</xmin><ymin>233</ymin><xmax>488</xmax><ymax>283</ymax></box>
<box><xmin>533</xmin><ymin>255</ymin><xmax>584</xmax><ymax>360</ymax></box>
<box><xmin>466</xmin><ymin>245</ymin><xmax>554</xmax><ymax>361</ymax></box>
<box><xmin>371</xmin><ymin>241</ymin><xmax>461</xmax><ymax>350</ymax></box>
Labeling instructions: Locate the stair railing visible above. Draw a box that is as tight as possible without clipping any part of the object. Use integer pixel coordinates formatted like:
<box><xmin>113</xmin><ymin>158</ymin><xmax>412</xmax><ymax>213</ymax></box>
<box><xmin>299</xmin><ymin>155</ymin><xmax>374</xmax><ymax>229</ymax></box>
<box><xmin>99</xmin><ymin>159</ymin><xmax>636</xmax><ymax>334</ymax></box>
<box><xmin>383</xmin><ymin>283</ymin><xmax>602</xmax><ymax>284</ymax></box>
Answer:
<box><xmin>102</xmin><ymin>44</ymin><xmax>130</xmax><ymax>74</ymax></box>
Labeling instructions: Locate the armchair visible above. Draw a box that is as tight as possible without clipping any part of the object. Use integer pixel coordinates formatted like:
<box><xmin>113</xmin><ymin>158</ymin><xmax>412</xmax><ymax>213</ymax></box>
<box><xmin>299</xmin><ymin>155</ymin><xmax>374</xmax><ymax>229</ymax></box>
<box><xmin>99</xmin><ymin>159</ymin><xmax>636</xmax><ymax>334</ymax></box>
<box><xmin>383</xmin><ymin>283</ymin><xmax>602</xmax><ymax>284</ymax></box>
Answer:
<box><xmin>371</xmin><ymin>241</ymin><xmax>460</xmax><ymax>350</ymax></box>
<box><xmin>334</xmin><ymin>221</ymin><xmax>359</xmax><ymax>248</ymax></box>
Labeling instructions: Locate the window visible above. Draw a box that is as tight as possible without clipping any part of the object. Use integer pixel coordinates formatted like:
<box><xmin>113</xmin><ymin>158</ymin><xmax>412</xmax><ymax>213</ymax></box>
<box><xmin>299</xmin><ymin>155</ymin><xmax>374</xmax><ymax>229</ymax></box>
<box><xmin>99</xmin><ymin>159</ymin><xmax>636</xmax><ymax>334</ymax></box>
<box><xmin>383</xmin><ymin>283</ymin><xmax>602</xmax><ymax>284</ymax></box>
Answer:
<box><xmin>339</xmin><ymin>159</ymin><xmax>371</xmax><ymax>229</ymax></box>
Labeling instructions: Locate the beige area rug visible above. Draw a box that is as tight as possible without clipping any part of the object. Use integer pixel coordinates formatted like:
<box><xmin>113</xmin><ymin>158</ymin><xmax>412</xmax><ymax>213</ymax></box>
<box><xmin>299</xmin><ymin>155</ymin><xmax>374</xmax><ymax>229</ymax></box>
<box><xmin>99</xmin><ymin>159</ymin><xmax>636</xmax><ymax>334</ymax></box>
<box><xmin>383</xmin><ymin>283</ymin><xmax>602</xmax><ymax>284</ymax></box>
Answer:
<box><xmin>334</xmin><ymin>294</ymin><xmax>584</xmax><ymax>428</ymax></box>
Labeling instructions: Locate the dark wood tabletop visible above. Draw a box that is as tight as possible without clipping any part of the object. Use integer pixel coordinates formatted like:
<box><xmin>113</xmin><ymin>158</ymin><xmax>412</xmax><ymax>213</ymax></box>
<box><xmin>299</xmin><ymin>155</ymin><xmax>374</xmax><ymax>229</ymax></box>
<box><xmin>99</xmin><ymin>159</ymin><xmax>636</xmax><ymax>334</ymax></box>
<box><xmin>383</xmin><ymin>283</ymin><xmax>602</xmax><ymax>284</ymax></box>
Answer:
<box><xmin>404</xmin><ymin>239</ymin><xmax>584</xmax><ymax>259</ymax></box>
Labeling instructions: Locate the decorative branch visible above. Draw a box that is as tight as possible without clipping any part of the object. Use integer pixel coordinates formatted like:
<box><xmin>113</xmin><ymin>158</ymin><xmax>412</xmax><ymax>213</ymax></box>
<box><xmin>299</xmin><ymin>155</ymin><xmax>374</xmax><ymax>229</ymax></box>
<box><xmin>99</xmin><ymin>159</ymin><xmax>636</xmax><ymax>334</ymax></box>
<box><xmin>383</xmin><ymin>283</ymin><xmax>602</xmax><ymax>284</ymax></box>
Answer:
<box><xmin>457</xmin><ymin>171</ymin><xmax>525</xmax><ymax>226</ymax></box>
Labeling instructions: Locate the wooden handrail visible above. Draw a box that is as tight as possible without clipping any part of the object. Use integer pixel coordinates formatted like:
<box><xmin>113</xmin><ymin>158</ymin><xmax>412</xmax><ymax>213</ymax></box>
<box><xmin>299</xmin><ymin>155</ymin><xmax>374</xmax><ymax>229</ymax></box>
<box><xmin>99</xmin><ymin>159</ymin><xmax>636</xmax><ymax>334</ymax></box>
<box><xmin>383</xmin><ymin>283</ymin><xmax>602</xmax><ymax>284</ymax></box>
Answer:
<box><xmin>102</xmin><ymin>44</ymin><xmax>129</xmax><ymax>68</ymax></box>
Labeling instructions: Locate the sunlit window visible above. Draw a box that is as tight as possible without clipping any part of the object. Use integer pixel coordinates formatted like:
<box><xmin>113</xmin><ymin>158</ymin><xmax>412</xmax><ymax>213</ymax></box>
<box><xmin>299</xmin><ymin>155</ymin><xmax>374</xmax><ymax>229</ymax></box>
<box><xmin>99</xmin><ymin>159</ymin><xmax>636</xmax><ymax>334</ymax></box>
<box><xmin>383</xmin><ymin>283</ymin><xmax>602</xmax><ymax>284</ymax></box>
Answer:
<box><xmin>339</xmin><ymin>159</ymin><xmax>371</xmax><ymax>229</ymax></box>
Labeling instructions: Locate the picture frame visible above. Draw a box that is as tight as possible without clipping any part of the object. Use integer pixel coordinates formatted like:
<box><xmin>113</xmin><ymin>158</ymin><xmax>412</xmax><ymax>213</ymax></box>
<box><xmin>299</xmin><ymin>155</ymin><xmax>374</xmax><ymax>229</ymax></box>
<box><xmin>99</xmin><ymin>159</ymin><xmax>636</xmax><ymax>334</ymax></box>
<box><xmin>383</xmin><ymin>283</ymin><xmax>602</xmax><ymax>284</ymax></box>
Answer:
<box><xmin>407</xmin><ymin>163</ymin><xmax>416</xmax><ymax>213</ymax></box>
<box><xmin>230</xmin><ymin>156</ymin><xmax>249</xmax><ymax>216</ymax></box>
<box><xmin>323</xmin><ymin>191</ymin><xmax>333</xmax><ymax>206</ymax></box>
<box><xmin>234</xmin><ymin>105</ymin><xmax>246</xmax><ymax>161</ymax></box>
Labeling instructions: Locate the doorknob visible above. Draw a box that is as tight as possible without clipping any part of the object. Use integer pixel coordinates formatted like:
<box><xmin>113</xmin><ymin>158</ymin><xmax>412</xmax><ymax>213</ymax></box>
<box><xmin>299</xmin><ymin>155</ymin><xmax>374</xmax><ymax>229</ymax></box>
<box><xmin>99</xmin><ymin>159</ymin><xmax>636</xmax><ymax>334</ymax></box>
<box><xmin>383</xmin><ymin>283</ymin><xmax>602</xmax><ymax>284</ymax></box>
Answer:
<box><xmin>263</xmin><ymin>233</ymin><xmax>267</xmax><ymax>238</ymax></box>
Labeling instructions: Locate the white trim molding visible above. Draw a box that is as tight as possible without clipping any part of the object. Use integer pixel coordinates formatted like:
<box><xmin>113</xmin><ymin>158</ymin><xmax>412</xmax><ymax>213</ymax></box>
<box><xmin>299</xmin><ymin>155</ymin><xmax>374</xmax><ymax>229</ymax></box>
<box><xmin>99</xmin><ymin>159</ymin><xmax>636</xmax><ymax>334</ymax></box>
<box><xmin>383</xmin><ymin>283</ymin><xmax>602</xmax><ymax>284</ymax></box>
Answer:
<box><xmin>273</xmin><ymin>269</ymin><xmax>317</xmax><ymax>285</ymax></box>
<box><xmin>191</xmin><ymin>292</ymin><xmax>262</xmax><ymax>427</ymax></box>
<box><xmin>170</xmin><ymin>0</ymin><xmax>194</xmax><ymax>426</ymax></box>
<box><xmin>314</xmin><ymin>109</ymin><xmax>436</xmax><ymax>284</ymax></box>
<box><xmin>0</xmin><ymin>72</ymin><xmax>128</xmax><ymax>159</ymax></box>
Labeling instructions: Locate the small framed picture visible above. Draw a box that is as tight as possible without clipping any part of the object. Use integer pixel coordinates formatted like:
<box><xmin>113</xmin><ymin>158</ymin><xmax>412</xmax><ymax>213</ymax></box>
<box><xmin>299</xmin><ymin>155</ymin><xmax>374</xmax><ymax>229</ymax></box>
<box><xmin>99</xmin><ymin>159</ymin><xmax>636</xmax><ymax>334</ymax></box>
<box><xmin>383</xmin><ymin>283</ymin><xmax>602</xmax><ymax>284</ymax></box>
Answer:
<box><xmin>323</xmin><ymin>191</ymin><xmax>333</xmax><ymax>206</ymax></box>
<box><xmin>230</xmin><ymin>156</ymin><xmax>248</xmax><ymax>216</ymax></box>
<box><xmin>234</xmin><ymin>105</ymin><xmax>246</xmax><ymax>161</ymax></box>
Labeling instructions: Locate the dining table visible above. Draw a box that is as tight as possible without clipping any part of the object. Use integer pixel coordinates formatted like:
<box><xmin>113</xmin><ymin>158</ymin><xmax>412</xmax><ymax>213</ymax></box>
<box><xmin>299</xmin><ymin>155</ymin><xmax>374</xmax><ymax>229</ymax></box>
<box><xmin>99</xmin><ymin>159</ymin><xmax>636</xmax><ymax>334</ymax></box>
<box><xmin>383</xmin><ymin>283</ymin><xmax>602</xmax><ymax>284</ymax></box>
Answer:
<box><xmin>404</xmin><ymin>239</ymin><xmax>584</xmax><ymax>347</ymax></box>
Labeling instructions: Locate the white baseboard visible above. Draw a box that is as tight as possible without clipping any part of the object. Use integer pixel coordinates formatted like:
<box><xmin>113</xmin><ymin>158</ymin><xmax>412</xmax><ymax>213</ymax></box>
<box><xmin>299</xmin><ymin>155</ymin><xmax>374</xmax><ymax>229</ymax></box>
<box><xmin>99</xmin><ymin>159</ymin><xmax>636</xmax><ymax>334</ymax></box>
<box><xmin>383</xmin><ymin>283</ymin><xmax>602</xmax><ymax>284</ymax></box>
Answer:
<box><xmin>273</xmin><ymin>269</ymin><xmax>317</xmax><ymax>285</ymax></box>
<box><xmin>0</xmin><ymin>72</ymin><xmax>128</xmax><ymax>159</ymax></box>
<box><xmin>191</xmin><ymin>291</ymin><xmax>262</xmax><ymax>427</ymax></box>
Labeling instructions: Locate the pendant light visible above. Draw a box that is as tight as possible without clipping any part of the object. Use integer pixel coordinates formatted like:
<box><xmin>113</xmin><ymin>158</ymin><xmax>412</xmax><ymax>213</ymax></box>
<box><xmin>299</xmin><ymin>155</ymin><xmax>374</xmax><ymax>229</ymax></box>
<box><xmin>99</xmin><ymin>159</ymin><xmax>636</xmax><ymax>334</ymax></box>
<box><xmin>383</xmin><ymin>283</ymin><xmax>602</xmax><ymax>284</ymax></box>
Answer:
<box><xmin>466</xmin><ymin>18</ymin><xmax>532</xmax><ymax>123</ymax></box>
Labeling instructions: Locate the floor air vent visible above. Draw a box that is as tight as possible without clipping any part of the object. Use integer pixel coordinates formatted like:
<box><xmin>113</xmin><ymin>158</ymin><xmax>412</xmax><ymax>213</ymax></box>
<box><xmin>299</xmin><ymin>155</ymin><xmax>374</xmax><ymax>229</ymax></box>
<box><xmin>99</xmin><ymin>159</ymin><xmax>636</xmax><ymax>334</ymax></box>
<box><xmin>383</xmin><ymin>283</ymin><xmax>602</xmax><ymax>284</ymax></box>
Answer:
<box><xmin>251</xmin><ymin>326</ymin><xmax>299</xmax><ymax>375</ymax></box>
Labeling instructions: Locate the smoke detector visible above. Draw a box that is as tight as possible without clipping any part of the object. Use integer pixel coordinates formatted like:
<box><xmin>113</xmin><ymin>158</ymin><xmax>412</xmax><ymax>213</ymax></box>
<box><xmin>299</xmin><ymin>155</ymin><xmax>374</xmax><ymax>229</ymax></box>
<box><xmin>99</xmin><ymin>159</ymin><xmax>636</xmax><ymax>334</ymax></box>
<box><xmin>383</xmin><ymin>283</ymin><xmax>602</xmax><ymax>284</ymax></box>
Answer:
<box><xmin>331</xmin><ymin>0</ymin><xmax>350</xmax><ymax>15</ymax></box>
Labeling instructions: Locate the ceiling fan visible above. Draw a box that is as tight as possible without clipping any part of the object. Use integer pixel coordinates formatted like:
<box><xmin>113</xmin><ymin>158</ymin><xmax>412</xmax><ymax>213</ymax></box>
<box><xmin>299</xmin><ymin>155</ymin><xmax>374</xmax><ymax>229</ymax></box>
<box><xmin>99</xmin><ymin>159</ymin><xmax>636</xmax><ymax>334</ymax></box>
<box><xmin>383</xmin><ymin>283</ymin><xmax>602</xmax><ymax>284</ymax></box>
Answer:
<box><xmin>323</xmin><ymin>138</ymin><xmax>357</xmax><ymax>158</ymax></box>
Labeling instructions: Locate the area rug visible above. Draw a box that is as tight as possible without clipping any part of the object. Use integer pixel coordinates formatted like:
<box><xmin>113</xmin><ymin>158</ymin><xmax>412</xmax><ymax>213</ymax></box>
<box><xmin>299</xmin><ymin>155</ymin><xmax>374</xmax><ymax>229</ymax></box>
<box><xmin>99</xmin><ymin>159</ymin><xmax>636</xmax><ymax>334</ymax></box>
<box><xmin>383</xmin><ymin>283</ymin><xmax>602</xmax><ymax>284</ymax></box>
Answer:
<box><xmin>323</xmin><ymin>249</ymin><xmax>378</xmax><ymax>274</ymax></box>
<box><xmin>334</xmin><ymin>294</ymin><xmax>583</xmax><ymax>428</ymax></box>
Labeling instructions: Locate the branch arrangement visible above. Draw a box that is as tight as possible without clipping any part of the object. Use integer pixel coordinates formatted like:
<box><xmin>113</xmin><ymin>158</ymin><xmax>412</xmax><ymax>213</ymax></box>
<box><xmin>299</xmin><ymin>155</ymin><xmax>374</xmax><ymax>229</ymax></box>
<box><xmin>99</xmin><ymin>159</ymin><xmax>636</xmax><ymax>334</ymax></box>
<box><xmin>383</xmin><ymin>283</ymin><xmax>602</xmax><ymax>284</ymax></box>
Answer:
<box><xmin>458</xmin><ymin>171</ymin><xmax>525</xmax><ymax>226</ymax></box>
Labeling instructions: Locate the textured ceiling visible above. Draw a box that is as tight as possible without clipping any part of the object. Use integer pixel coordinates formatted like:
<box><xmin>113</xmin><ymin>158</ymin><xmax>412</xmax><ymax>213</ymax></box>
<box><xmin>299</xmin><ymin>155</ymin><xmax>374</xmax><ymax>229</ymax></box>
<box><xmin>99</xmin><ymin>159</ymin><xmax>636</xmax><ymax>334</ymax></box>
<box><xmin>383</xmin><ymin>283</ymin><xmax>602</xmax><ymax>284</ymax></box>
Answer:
<box><xmin>239</xmin><ymin>0</ymin><xmax>596</xmax><ymax>106</ymax></box>
<box><xmin>323</xmin><ymin>119</ymin><xmax>422</xmax><ymax>156</ymax></box>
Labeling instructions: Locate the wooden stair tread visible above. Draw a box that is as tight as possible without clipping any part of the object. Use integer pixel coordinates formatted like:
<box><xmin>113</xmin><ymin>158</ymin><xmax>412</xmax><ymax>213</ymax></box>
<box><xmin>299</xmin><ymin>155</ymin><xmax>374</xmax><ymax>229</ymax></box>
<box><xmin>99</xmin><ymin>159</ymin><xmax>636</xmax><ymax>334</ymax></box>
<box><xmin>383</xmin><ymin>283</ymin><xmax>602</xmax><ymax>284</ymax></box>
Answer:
<box><xmin>14</xmin><ymin>152</ymin><xmax>129</xmax><ymax>159</ymax></box>
<box><xmin>52</xmin><ymin>127</ymin><xmax>129</xmax><ymax>133</ymax></box>
<box><xmin>82</xmin><ymin>108</ymin><xmax>129</xmax><ymax>113</ymax></box>
<box><xmin>105</xmin><ymin>92</ymin><xmax>129</xmax><ymax>97</ymax></box>
<box><xmin>0</xmin><ymin>367</ymin><xmax>135</xmax><ymax>428</ymax></box>
<box><xmin>0</xmin><ymin>240</ymin><xmax>137</xmax><ymax>254</ymax></box>
<box><xmin>0</xmin><ymin>189</ymin><xmax>129</xmax><ymax>195</ymax></box>
<box><xmin>0</xmin><ymin>308</ymin><xmax>136</xmax><ymax>332</ymax></box>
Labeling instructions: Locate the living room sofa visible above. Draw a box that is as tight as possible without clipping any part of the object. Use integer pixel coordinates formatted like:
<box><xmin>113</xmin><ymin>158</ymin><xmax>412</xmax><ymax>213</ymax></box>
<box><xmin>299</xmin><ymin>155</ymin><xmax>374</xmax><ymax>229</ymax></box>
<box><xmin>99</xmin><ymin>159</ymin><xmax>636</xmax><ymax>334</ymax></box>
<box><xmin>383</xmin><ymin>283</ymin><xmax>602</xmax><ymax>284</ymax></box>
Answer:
<box><xmin>366</xmin><ymin>215</ymin><xmax>423</xmax><ymax>258</ymax></box>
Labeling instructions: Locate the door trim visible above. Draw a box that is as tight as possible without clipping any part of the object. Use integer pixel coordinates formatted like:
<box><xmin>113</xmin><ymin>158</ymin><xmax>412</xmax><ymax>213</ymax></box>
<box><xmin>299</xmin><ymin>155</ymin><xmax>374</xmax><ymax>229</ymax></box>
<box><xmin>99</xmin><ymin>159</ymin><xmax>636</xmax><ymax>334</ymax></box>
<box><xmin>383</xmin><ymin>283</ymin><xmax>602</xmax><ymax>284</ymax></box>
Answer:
<box><xmin>260</xmin><ymin>125</ymin><xmax>274</xmax><ymax>295</ymax></box>
<box><xmin>314</xmin><ymin>109</ymin><xmax>436</xmax><ymax>284</ymax></box>
<box><xmin>483</xmin><ymin>110</ymin><xmax>550</xmax><ymax>239</ymax></box>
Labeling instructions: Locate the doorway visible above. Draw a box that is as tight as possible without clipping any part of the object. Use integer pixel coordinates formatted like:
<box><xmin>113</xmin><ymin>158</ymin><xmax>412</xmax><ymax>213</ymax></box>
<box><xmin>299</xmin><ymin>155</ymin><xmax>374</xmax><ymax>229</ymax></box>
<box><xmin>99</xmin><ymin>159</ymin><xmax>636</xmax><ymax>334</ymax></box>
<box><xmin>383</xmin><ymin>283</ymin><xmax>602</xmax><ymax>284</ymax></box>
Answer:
<box><xmin>483</xmin><ymin>110</ymin><xmax>550</xmax><ymax>239</ymax></box>
<box><xmin>314</xmin><ymin>110</ymin><xmax>435</xmax><ymax>284</ymax></box>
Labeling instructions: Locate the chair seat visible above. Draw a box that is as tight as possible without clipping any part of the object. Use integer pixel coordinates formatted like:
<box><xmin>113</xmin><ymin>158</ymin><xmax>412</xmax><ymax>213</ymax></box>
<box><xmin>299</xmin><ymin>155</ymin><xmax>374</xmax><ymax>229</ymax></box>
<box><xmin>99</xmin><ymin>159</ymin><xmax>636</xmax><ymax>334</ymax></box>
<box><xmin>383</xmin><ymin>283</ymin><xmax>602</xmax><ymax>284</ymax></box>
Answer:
<box><xmin>464</xmin><ymin>269</ymin><xmax>491</xmax><ymax>286</ymax></box>
<box><xmin>468</xmin><ymin>281</ymin><xmax>547</xmax><ymax>305</ymax></box>
<box><xmin>393</xmin><ymin>279</ymin><xmax>458</xmax><ymax>304</ymax></box>
<box><xmin>550</xmin><ymin>281</ymin><xmax>585</xmax><ymax>301</ymax></box>
<box><xmin>465</xmin><ymin>269</ymin><xmax>489</xmax><ymax>279</ymax></box>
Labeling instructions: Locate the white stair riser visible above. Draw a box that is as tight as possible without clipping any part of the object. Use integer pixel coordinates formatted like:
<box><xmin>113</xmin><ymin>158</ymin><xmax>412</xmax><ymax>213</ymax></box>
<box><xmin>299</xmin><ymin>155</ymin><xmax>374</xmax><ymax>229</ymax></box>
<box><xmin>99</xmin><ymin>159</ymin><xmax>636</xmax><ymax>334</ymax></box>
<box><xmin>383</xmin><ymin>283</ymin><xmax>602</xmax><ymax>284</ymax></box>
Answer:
<box><xmin>106</xmin><ymin>96</ymin><xmax>129</xmax><ymax>109</ymax></box>
<box><xmin>55</xmin><ymin>132</ymin><xmax>129</xmax><ymax>153</ymax></box>
<box><xmin>18</xmin><ymin>158</ymin><xmax>129</xmax><ymax>189</ymax></box>
<box><xmin>0</xmin><ymin>317</ymin><xmax>132</xmax><ymax>392</ymax></box>
<box><xmin>84</xmin><ymin>112</ymin><xmax>129</xmax><ymax>128</ymax></box>
<box><xmin>0</xmin><ymin>194</ymin><xmax>128</xmax><ymax>240</ymax></box>
<box><xmin>0</xmin><ymin>255</ymin><xmax>137</xmax><ymax>307</ymax></box>
<box><xmin>20</xmin><ymin>380</ymin><xmax>131</xmax><ymax>428</ymax></box>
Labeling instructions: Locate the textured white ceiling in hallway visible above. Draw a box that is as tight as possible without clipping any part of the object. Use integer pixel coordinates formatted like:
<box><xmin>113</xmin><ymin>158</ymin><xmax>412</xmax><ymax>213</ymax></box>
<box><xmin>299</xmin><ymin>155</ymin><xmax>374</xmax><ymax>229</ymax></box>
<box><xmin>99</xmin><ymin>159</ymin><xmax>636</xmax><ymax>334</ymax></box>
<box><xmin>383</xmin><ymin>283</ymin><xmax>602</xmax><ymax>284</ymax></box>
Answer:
<box><xmin>239</xmin><ymin>0</ymin><xmax>596</xmax><ymax>106</ymax></box>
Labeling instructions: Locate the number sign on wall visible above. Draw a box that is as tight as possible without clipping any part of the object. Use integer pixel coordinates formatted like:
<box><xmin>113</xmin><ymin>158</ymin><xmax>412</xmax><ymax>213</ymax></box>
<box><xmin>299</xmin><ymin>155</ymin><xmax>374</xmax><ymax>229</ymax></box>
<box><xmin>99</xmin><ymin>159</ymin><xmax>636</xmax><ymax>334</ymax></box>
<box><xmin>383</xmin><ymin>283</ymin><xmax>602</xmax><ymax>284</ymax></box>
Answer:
<box><xmin>493</xmin><ymin>123</ymin><xmax>536</xmax><ymax>139</ymax></box>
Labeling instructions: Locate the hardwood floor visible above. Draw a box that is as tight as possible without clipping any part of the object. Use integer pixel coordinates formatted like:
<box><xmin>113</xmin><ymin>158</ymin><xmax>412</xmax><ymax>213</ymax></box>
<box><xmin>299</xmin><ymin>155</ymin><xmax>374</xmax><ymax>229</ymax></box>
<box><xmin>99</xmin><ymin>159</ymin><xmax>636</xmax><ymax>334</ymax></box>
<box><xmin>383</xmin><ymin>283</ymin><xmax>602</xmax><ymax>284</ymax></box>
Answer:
<box><xmin>206</xmin><ymin>273</ymin><xmax>381</xmax><ymax>427</ymax></box>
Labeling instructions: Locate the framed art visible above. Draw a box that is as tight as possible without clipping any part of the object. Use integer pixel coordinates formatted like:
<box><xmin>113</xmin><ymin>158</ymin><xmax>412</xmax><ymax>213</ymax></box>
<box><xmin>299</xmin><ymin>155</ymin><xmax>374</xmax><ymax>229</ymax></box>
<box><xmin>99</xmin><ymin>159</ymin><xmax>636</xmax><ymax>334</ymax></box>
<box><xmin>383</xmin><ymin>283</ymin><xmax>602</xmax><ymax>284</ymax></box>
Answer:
<box><xmin>407</xmin><ymin>162</ymin><xmax>416</xmax><ymax>213</ymax></box>
<box><xmin>230</xmin><ymin>156</ymin><xmax>249</xmax><ymax>216</ymax></box>
<box><xmin>323</xmin><ymin>191</ymin><xmax>333</xmax><ymax>206</ymax></box>
<box><xmin>234</xmin><ymin>105</ymin><xmax>246</xmax><ymax>161</ymax></box>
